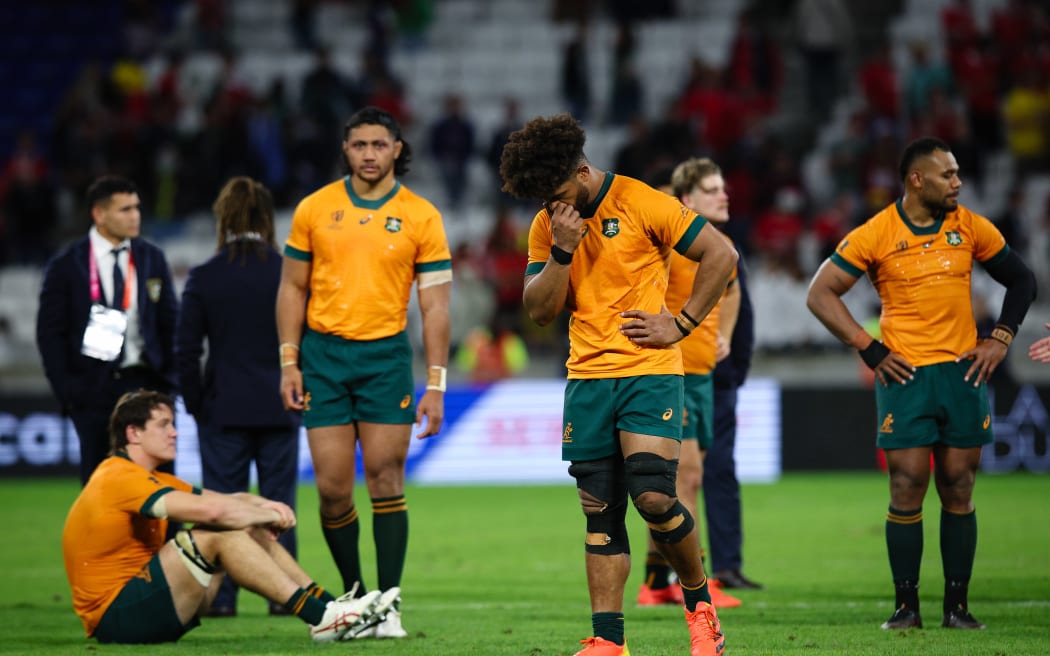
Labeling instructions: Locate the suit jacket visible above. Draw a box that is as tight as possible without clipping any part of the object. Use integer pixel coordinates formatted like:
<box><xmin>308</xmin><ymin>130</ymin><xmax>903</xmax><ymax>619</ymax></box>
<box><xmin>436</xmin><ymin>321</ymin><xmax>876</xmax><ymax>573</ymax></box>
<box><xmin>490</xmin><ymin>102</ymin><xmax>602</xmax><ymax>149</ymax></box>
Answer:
<box><xmin>713</xmin><ymin>245</ymin><xmax>754</xmax><ymax>390</ymax></box>
<box><xmin>36</xmin><ymin>235</ymin><xmax>178</xmax><ymax>410</ymax></box>
<box><xmin>174</xmin><ymin>245</ymin><xmax>297</xmax><ymax>428</ymax></box>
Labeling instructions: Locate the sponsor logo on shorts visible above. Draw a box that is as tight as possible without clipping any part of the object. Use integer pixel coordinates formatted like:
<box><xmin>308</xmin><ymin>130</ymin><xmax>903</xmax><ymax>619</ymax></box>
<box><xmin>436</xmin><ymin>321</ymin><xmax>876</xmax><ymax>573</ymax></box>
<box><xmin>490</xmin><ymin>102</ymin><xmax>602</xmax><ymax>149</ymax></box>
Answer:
<box><xmin>662</xmin><ymin>408</ymin><xmax>674</xmax><ymax>421</ymax></box>
<box><xmin>302</xmin><ymin>391</ymin><xmax>311</xmax><ymax>412</ymax></box>
<box><xmin>983</xmin><ymin>414</ymin><xmax>990</xmax><ymax>429</ymax></box>
<box><xmin>562</xmin><ymin>422</ymin><xmax>573</xmax><ymax>443</ymax></box>
<box><xmin>879</xmin><ymin>413</ymin><xmax>894</xmax><ymax>433</ymax></box>
<box><xmin>400</xmin><ymin>395</ymin><xmax>411</xmax><ymax>409</ymax></box>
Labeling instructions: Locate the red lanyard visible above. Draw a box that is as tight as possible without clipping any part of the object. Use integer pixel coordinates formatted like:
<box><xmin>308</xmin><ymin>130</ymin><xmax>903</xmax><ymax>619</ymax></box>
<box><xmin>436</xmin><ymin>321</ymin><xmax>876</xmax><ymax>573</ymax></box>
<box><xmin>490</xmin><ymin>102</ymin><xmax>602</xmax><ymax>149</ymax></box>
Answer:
<box><xmin>88</xmin><ymin>241</ymin><xmax>135</xmax><ymax>310</ymax></box>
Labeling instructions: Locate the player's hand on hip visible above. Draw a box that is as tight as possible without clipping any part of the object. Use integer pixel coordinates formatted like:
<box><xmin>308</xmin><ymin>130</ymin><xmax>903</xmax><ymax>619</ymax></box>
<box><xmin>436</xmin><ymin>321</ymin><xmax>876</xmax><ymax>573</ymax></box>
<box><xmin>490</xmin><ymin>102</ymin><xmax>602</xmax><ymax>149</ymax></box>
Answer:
<box><xmin>873</xmin><ymin>352</ymin><xmax>915</xmax><ymax>387</ymax></box>
<box><xmin>619</xmin><ymin>308</ymin><xmax>681</xmax><ymax>347</ymax></box>
<box><xmin>280</xmin><ymin>366</ymin><xmax>305</xmax><ymax>410</ymax></box>
<box><xmin>957</xmin><ymin>338</ymin><xmax>1008</xmax><ymax>387</ymax></box>
<box><xmin>549</xmin><ymin>201</ymin><xmax>585</xmax><ymax>252</ymax></box>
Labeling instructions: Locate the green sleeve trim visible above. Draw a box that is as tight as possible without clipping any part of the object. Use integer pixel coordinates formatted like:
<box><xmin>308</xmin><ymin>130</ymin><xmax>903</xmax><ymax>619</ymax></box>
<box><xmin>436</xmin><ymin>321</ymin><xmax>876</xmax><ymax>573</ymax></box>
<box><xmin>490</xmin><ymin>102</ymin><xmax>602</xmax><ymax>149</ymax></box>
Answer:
<box><xmin>284</xmin><ymin>244</ymin><xmax>312</xmax><ymax>261</ymax></box>
<box><xmin>525</xmin><ymin>262</ymin><xmax>546</xmax><ymax>276</ymax></box>
<box><xmin>415</xmin><ymin>259</ymin><xmax>452</xmax><ymax>273</ymax></box>
<box><xmin>672</xmin><ymin>215</ymin><xmax>707</xmax><ymax>255</ymax></box>
<box><xmin>830</xmin><ymin>252</ymin><xmax>864</xmax><ymax>277</ymax></box>
<box><xmin>980</xmin><ymin>244</ymin><xmax>1009</xmax><ymax>266</ymax></box>
<box><xmin>141</xmin><ymin>488</ymin><xmax>175</xmax><ymax>517</ymax></box>
<box><xmin>193</xmin><ymin>486</ymin><xmax>202</xmax><ymax>495</ymax></box>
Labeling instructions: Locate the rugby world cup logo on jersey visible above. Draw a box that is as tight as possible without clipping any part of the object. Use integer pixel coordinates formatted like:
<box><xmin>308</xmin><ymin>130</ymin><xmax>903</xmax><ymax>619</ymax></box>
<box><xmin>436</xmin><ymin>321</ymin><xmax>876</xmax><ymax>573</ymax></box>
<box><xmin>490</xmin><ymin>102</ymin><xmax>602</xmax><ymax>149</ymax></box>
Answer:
<box><xmin>385</xmin><ymin>216</ymin><xmax>403</xmax><ymax>232</ymax></box>
<box><xmin>945</xmin><ymin>231</ymin><xmax>963</xmax><ymax>246</ymax></box>
<box><xmin>602</xmin><ymin>218</ymin><xmax>620</xmax><ymax>238</ymax></box>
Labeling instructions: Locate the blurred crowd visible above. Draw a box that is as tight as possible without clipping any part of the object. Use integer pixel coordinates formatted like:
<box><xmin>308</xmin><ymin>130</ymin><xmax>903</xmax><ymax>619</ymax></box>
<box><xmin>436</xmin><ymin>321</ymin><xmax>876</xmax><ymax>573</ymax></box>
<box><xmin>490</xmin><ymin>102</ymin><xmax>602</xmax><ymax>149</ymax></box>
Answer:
<box><xmin>2</xmin><ymin>0</ymin><xmax>1050</xmax><ymax>373</ymax></box>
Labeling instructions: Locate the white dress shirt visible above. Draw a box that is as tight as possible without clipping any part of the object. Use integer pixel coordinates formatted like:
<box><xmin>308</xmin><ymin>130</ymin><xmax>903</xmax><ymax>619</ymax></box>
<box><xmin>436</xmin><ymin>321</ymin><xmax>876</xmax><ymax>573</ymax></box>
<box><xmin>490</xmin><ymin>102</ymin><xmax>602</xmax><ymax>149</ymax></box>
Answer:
<box><xmin>88</xmin><ymin>227</ymin><xmax>143</xmax><ymax>367</ymax></box>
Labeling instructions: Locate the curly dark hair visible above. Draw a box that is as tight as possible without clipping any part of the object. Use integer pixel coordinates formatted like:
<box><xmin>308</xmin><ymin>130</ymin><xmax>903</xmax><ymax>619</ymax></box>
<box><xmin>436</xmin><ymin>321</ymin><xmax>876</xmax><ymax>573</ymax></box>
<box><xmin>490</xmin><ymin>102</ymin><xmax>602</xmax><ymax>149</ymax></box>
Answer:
<box><xmin>499</xmin><ymin>113</ymin><xmax>586</xmax><ymax>200</ymax></box>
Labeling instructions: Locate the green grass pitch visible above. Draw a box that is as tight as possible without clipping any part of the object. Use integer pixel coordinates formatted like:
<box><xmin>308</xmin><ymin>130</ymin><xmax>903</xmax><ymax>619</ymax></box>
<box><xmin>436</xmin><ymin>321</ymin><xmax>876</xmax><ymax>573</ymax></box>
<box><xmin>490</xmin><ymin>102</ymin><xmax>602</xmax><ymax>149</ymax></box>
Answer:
<box><xmin>1</xmin><ymin>472</ymin><xmax>1047</xmax><ymax>655</ymax></box>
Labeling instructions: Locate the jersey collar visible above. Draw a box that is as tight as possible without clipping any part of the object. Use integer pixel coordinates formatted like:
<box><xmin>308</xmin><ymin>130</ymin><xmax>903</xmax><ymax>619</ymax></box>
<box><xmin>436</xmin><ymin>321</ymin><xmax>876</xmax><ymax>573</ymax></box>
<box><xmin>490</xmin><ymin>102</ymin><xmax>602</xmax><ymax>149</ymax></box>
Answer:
<box><xmin>344</xmin><ymin>177</ymin><xmax>401</xmax><ymax>210</ymax></box>
<box><xmin>579</xmin><ymin>172</ymin><xmax>615</xmax><ymax>219</ymax></box>
<box><xmin>895</xmin><ymin>197</ymin><xmax>945</xmax><ymax>235</ymax></box>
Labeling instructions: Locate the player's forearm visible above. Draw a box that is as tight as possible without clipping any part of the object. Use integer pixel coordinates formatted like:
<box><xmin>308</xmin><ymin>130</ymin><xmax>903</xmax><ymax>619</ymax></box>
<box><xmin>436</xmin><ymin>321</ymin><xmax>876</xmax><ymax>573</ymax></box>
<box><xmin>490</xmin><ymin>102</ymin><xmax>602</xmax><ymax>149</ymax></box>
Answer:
<box><xmin>523</xmin><ymin>268</ymin><xmax>570</xmax><ymax>326</ymax></box>
<box><xmin>806</xmin><ymin>286</ymin><xmax>867</xmax><ymax>347</ymax></box>
<box><xmin>681</xmin><ymin>245</ymin><xmax>736</xmax><ymax>328</ymax></box>
<box><xmin>718</xmin><ymin>282</ymin><xmax>741</xmax><ymax>342</ymax></box>
<box><xmin>275</xmin><ymin>282</ymin><xmax>307</xmax><ymax>349</ymax></box>
<box><xmin>170</xmin><ymin>491</ymin><xmax>282</xmax><ymax>530</ymax></box>
<box><xmin>419</xmin><ymin>284</ymin><xmax>451</xmax><ymax>369</ymax></box>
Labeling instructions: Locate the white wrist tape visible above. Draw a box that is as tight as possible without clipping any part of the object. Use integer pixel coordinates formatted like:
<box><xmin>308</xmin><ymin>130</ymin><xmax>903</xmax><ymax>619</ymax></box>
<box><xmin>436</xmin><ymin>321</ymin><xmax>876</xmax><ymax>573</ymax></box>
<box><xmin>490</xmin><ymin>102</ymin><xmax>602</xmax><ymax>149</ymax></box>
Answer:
<box><xmin>426</xmin><ymin>365</ymin><xmax>447</xmax><ymax>392</ymax></box>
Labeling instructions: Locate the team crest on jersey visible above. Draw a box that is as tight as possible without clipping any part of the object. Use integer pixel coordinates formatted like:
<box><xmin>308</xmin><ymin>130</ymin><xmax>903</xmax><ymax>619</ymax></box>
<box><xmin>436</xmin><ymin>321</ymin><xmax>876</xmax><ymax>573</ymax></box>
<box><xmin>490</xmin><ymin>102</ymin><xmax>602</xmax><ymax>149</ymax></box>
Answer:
<box><xmin>945</xmin><ymin>231</ymin><xmax>963</xmax><ymax>246</ymax></box>
<box><xmin>385</xmin><ymin>216</ymin><xmax>402</xmax><ymax>233</ymax></box>
<box><xmin>331</xmin><ymin>210</ymin><xmax>344</xmax><ymax>223</ymax></box>
<box><xmin>601</xmin><ymin>218</ymin><xmax>620</xmax><ymax>238</ymax></box>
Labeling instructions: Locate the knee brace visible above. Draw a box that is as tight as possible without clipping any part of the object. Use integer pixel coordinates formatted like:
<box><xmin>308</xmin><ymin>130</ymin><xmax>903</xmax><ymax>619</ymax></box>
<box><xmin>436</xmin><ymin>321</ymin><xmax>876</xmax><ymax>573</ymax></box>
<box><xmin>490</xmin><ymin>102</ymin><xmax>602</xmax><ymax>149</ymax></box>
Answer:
<box><xmin>638</xmin><ymin>499</ymin><xmax>695</xmax><ymax>544</ymax></box>
<box><xmin>173</xmin><ymin>529</ymin><xmax>217</xmax><ymax>588</ymax></box>
<box><xmin>624</xmin><ymin>453</ymin><xmax>694</xmax><ymax>544</ymax></box>
<box><xmin>568</xmin><ymin>458</ymin><xmax>630</xmax><ymax>556</ymax></box>
<box><xmin>624</xmin><ymin>452</ymin><xmax>678</xmax><ymax>500</ymax></box>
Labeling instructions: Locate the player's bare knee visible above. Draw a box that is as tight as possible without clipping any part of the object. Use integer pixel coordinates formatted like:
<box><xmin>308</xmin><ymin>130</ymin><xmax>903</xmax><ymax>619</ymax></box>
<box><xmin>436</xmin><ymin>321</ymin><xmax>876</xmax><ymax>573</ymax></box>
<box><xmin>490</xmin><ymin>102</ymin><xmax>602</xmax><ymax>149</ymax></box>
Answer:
<box><xmin>577</xmin><ymin>488</ymin><xmax>606</xmax><ymax>514</ymax></box>
<box><xmin>632</xmin><ymin>490</ymin><xmax>675</xmax><ymax>517</ymax></box>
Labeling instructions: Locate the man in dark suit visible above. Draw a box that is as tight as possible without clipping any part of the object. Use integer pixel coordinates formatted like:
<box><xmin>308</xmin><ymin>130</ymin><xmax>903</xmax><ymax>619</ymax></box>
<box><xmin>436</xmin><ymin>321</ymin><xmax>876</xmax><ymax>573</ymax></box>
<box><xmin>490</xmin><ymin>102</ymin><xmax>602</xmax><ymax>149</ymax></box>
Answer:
<box><xmin>36</xmin><ymin>175</ymin><xmax>178</xmax><ymax>484</ymax></box>
<box><xmin>175</xmin><ymin>176</ymin><xmax>301</xmax><ymax>617</ymax></box>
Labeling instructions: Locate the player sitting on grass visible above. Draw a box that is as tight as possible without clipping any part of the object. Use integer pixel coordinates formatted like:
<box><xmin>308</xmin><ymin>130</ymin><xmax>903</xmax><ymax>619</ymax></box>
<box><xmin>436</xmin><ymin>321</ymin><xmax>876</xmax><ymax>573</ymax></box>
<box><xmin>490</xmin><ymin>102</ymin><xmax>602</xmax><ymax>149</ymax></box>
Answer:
<box><xmin>61</xmin><ymin>389</ymin><xmax>399</xmax><ymax>643</ymax></box>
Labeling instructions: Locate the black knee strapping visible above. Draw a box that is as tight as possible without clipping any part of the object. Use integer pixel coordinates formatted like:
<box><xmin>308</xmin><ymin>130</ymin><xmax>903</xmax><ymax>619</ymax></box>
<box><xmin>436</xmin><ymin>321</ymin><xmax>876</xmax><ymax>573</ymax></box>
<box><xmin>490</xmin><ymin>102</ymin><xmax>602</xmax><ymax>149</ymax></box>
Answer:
<box><xmin>639</xmin><ymin>500</ymin><xmax>695</xmax><ymax>544</ymax></box>
<box><xmin>569</xmin><ymin>457</ymin><xmax>631</xmax><ymax>556</ymax></box>
<box><xmin>585</xmin><ymin>509</ymin><xmax>630</xmax><ymax>555</ymax></box>
<box><xmin>624</xmin><ymin>452</ymin><xmax>678</xmax><ymax>500</ymax></box>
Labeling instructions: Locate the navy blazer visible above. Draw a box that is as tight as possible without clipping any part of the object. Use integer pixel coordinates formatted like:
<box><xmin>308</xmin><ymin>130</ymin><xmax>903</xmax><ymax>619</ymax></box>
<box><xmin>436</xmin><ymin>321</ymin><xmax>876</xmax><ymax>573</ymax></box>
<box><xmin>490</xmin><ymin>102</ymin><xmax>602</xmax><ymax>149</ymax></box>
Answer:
<box><xmin>713</xmin><ymin>246</ymin><xmax>754</xmax><ymax>390</ymax></box>
<box><xmin>174</xmin><ymin>245</ymin><xmax>297</xmax><ymax>428</ymax></box>
<box><xmin>36</xmin><ymin>235</ymin><xmax>178</xmax><ymax>410</ymax></box>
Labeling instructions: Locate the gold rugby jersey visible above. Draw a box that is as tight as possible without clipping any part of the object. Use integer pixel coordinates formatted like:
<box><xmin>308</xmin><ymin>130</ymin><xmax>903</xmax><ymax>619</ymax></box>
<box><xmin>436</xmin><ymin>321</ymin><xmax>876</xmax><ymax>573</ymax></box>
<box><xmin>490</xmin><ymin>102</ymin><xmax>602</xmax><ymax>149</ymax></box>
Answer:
<box><xmin>286</xmin><ymin>178</ymin><xmax>452</xmax><ymax>341</ymax></box>
<box><xmin>830</xmin><ymin>198</ymin><xmax>1007</xmax><ymax>366</ymax></box>
<box><xmin>525</xmin><ymin>173</ymin><xmax>706</xmax><ymax>378</ymax></box>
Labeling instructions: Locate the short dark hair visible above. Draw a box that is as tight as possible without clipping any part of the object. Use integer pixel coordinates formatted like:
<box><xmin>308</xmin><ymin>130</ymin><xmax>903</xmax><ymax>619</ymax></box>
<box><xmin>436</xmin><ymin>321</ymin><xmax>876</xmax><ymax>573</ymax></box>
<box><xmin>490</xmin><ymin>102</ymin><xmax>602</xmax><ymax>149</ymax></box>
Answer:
<box><xmin>86</xmin><ymin>175</ymin><xmax>138</xmax><ymax>210</ymax></box>
<box><xmin>109</xmin><ymin>389</ymin><xmax>175</xmax><ymax>453</ymax></box>
<box><xmin>499</xmin><ymin>113</ymin><xmax>586</xmax><ymax>200</ymax></box>
<box><xmin>899</xmin><ymin>137</ymin><xmax>951</xmax><ymax>183</ymax></box>
<box><xmin>342</xmin><ymin>106</ymin><xmax>412</xmax><ymax>176</ymax></box>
